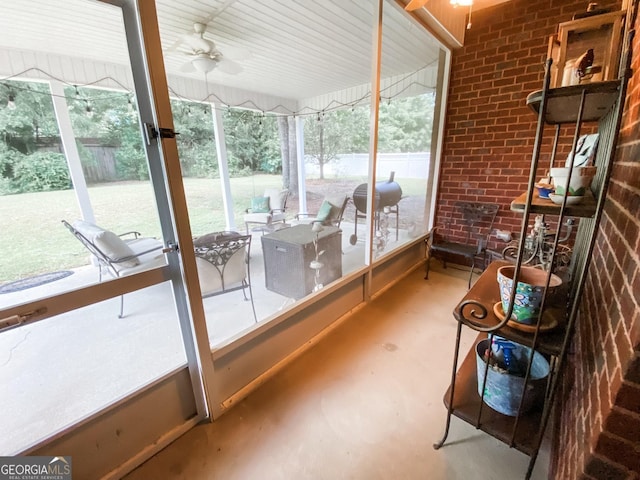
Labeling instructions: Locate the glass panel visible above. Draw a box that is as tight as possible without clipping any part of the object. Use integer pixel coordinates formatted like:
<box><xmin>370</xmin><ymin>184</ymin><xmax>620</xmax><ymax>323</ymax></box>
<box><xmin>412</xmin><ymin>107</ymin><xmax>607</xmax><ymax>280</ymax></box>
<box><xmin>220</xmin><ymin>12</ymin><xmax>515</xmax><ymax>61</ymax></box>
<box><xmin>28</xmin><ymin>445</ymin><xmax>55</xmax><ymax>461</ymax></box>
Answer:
<box><xmin>304</xmin><ymin>107</ymin><xmax>371</xmax><ymax>270</ymax></box>
<box><xmin>159</xmin><ymin>3</ymin><xmax>375</xmax><ymax>347</ymax></box>
<box><xmin>0</xmin><ymin>0</ymin><xmax>197</xmax><ymax>456</ymax></box>
<box><xmin>0</xmin><ymin>282</ymin><xmax>187</xmax><ymax>454</ymax></box>
<box><xmin>0</xmin><ymin>83</ymin><xmax>166</xmax><ymax>312</ymax></box>
<box><xmin>373</xmin><ymin>0</ymin><xmax>444</xmax><ymax>259</ymax></box>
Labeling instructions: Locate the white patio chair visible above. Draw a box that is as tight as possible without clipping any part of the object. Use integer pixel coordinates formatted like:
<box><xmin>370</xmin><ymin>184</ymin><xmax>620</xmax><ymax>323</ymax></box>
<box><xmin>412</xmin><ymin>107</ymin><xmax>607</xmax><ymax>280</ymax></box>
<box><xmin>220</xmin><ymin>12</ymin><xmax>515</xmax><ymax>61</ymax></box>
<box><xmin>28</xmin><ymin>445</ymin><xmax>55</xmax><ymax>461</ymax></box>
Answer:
<box><xmin>62</xmin><ymin>219</ymin><xmax>165</xmax><ymax>318</ymax></box>
<box><xmin>243</xmin><ymin>188</ymin><xmax>289</xmax><ymax>233</ymax></box>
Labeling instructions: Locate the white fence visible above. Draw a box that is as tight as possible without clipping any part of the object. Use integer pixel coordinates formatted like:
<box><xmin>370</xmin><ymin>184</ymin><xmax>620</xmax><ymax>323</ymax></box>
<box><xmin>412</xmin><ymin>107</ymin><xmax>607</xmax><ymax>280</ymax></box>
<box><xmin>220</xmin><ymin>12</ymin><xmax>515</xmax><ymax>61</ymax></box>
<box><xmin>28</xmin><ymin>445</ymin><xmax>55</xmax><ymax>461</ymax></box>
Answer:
<box><xmin>304</xmin><ymin>152</ymin><xmax>430</xmax><ymax>179</ymax></box>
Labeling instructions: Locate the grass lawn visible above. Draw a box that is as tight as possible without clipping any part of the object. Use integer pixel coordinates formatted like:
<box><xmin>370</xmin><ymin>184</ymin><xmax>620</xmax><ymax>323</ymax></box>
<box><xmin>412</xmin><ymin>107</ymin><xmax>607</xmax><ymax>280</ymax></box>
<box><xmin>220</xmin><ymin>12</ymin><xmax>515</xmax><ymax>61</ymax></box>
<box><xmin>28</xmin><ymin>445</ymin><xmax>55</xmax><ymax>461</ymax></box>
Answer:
<box><xmin>0</xmin><ymin>174</ymin><xmax>429</xmax><ymax>282</ymax></box>
<box><xmin>0</xmin><ymin>175</ymin><xmax>283</xmax><ymax>282</ymax></box>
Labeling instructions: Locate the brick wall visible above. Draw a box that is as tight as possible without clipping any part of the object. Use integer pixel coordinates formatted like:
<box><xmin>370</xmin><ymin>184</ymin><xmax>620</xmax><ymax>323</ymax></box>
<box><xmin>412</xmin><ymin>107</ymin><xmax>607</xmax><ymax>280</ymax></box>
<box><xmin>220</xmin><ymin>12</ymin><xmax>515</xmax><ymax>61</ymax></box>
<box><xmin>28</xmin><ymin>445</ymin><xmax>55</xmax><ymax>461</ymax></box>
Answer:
<box><xmin>440</xmin><ymin>0</ymin><xmax>601</xmax><ymax>247</ymax></box>
<box><xmin>441</xmin><ymin>0</ymin><xmax>640</xmax><ymax>478</ymax></box>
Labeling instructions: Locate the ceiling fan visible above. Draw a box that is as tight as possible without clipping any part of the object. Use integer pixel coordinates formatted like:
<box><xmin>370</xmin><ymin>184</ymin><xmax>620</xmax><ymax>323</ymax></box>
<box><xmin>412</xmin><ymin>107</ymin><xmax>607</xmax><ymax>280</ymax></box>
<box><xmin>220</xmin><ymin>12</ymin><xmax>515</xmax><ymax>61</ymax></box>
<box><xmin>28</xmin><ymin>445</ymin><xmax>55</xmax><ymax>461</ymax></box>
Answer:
<box><xmin>176</xmin><ymin>22</ymin><xmax>244</xmax><ymax>75</ymax></box>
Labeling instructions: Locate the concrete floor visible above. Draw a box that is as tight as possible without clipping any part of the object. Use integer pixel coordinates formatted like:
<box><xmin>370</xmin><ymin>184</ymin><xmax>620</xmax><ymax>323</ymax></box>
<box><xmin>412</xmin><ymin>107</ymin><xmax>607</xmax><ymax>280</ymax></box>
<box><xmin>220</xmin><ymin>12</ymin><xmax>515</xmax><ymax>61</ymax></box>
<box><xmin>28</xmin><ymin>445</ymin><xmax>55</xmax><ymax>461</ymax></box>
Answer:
<box><xmin>0</xmin><ymin>223</ymin><xmax>411</xmax><ymax>454</ymax></box>
<box><xmin>124</xmin><ymin>264</ymin><xmax>551</xmax><ymax>480</ymax></box>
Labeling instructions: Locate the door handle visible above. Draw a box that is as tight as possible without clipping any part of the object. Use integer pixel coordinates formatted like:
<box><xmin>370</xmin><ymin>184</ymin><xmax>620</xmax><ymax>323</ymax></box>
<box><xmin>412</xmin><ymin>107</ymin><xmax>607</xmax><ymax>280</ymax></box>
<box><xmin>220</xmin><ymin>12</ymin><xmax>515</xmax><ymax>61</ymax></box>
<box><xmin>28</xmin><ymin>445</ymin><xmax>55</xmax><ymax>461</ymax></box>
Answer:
<box><xmin>162</xmin><ymin>241</ymin><xmax>179</xmax><ymax>254</ymax></box>
<box><xmin>0</xmin><ymin>307</ymin><xmax>47</xmax><ymax>332</ymax></box>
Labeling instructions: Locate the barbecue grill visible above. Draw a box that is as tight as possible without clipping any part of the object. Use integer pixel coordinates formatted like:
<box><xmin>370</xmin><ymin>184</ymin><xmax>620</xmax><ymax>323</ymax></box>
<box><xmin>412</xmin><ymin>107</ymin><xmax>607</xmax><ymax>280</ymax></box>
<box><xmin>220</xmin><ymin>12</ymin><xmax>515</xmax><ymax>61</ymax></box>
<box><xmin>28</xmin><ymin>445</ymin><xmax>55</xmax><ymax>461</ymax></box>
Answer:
<box><xmin>350</xmin><ymin>172</ymin><xmax>402</xmax><ymax>245</ymax></box>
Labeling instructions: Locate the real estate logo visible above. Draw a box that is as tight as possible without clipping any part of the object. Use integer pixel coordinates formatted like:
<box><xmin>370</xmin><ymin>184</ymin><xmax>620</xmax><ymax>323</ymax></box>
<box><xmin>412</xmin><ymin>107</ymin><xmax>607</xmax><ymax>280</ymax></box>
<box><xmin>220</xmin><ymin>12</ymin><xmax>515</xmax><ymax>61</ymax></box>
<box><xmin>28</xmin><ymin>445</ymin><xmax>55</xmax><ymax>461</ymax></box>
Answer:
<box><xmin>0</xmin><ymin>456</ymin><xmax>72</xmax><ymax>480</ymax></box>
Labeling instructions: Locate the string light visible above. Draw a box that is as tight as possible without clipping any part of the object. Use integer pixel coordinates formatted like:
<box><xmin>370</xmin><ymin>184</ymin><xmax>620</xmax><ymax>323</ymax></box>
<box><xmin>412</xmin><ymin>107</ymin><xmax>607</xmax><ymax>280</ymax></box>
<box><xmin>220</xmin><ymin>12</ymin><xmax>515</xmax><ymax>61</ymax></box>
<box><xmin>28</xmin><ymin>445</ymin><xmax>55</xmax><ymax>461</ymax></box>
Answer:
<box><xmin>7</xmin><ymin>92</ymin><xmax>16</xmax><ymax>110</ymax></box>
<box><xmin>1</xmin><ymin>59</ymin><xmax>438</xmax><ymax>120</ymax></box>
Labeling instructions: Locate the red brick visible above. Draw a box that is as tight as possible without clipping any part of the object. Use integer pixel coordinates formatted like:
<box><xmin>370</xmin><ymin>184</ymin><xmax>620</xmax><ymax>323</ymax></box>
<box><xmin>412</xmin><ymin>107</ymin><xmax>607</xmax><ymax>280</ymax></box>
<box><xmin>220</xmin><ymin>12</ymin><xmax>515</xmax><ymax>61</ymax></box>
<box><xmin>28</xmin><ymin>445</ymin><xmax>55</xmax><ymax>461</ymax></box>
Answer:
<box><xmin>604</xmin><ymin>407</ymin><xmax>640</xmax><ymax>443</ymax></box>
<box><xmin>615</xmin><ymin>382</ymin><xmax>640</xmax><ymax>413</ymax></box>
<box><xmin>584</xmin><ymin>454</ymin><xmax>631</xmax><ymax>480</ymax></box>
<box><xmin>627</xmin><ymin>354</ymin><xmax>640</xmax><ymax>385</ymax></box>
<box><xmin>595</xmin><ymin>433</ymin><xmax>640</xmax><ymax>473</ymax></box>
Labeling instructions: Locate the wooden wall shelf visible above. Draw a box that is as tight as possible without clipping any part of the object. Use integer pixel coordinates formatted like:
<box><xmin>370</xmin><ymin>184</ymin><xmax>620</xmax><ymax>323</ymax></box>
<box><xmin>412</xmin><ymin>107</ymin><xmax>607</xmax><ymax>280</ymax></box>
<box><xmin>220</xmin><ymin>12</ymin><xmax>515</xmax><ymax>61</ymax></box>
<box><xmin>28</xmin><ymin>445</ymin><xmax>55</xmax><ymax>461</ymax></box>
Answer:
<box><xmin>510</xmin><ymin>191</ymin><xmax>597</xmax><ymax>218</ymax></box>
<box><xmin>526</xmin><ymin>80</ymin><xmax>621</xmax><ymax>124</ymax></box>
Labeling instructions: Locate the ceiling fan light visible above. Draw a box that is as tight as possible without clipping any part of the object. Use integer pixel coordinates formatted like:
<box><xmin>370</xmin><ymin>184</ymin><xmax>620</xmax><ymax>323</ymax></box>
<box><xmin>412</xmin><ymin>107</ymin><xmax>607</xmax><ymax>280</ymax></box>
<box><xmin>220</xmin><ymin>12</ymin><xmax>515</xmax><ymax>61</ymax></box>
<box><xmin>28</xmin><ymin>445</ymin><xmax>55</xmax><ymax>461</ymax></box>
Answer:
<box><xmin>191</xmin><ymin>56</ymin><xmax>217</xmax><ymax>73</ymax></box>
<box><xmin>450</xmin><ymin>0</ymin><xmax>473</xmax><ymax>5</ymax></box>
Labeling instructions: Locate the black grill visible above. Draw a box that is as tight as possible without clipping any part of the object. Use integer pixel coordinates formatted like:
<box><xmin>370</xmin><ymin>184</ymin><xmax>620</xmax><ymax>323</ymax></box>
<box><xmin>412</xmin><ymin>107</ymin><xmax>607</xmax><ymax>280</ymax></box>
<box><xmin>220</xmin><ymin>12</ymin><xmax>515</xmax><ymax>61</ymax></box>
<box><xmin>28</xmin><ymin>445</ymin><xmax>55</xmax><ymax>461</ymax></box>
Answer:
<box><xmin>350</xmin><ymin>172</ymin><xmax>402</xmax><ymax>244</ymax></box>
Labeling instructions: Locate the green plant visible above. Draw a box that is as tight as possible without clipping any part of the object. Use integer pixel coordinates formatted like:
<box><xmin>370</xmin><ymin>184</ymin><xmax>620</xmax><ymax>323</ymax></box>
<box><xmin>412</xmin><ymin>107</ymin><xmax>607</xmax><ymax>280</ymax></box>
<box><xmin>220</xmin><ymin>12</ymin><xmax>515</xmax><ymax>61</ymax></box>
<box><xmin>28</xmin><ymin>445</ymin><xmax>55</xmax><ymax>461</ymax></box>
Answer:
<box><xmin>12</xmin><ymin>151</ymin><xmax>71</xmax><ymax>192</ymax></box>
<box><xmin>179</xmin><ymin>141</ymin><xmax>218</xmax><ymax>178</ymax></box>
<box><xmin>0</xmin><ymin>176</ymin><xmax>13</xmax><ymax>195</ymax></box>
<box><xmin>0</xmin><ymin>143</ymin><xmax>24</xmax><ymax>194</ymax></box>
<box><xmin>115</xmin><ymin>143</ymin><xmax>149</xmax><ymax>180</ymax></box>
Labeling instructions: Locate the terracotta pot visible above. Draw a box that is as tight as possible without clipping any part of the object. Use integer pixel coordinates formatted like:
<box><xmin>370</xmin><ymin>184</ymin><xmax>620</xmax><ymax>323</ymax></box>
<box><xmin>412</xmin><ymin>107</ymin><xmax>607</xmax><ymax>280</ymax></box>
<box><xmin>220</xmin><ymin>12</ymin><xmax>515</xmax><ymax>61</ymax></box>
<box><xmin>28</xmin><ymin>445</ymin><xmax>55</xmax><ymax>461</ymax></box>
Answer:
<box><xmin>497</xmin><ymin>266</ymin><xmax>562</xmax><ymax>325</ymax></box>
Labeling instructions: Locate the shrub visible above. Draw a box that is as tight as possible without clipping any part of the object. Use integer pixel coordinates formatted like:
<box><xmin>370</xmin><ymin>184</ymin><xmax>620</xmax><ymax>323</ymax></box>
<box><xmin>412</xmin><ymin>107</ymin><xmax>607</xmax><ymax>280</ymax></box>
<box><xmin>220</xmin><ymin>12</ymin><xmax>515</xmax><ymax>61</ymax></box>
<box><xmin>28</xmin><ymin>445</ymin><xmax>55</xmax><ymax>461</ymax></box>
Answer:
<box><xmin>0</xmin><ymin>144</ymin><xmax>23</xmax><ymax>194</ymax></box>
<box><xmin>12</xmin><ymin>151</ymin><xmax>71</xmax><ymax>192</ymax></box>
<box><xmin>179</xmin><ymin>142</ymin><xmax>218</xmax><ymax>178</ymax></box>
<box><xmin>115</xmin><ymin>144</ymin><xmax>149</xmax><ymax>180</ymax></box>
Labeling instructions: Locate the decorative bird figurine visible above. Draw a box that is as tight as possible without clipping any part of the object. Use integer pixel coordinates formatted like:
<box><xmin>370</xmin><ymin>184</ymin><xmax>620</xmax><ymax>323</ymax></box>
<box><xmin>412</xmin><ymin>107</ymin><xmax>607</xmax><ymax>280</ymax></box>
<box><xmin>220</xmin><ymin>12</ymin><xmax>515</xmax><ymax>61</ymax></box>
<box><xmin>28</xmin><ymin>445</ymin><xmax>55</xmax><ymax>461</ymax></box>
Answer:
<box><xmin>575</xmin><ymin>48</ymin><xmax>595</xmax><ymax>78</ymax></box>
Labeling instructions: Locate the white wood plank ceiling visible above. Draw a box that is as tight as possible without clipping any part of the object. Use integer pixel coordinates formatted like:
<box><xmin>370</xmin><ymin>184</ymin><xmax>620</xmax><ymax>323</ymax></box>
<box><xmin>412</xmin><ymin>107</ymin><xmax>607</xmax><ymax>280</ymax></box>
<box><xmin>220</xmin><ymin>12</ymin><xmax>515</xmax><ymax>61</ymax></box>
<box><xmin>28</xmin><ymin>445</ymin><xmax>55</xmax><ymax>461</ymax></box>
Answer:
<box><xmin>0</xmin><ymin>0</ymin><xmax>447</xmax><ymax>109</ymax></box>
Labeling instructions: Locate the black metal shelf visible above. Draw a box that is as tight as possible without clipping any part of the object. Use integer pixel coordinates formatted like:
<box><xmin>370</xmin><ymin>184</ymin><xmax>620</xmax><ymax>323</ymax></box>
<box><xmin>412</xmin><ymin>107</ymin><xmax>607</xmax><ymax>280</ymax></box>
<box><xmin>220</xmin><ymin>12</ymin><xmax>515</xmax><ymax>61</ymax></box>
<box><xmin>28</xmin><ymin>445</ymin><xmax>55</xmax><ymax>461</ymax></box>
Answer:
<box><xmin>435</xmin><ymin>29</ymin><xmax>632</xmax><ymax>478</ymax></box>
<box><xmin>452</xmin><ymin>261</ymin><xmax>567</xmax><ymax>357</ymax></box>
<box><xmin>443</xmin><ymin>332</ymin><xmax>544</xmax><ymax>456</ymax></box>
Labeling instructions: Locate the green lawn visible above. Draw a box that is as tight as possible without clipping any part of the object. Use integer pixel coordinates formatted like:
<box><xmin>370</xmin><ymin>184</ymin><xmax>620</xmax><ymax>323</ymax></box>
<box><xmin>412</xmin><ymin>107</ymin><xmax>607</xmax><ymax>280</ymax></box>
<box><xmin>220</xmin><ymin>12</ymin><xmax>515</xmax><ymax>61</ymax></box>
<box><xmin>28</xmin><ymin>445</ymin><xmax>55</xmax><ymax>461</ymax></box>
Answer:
<box><xmin>0</xmin><ymin>175</ymin><xmax>285</xmax><ymax>282</ymax></box>
<box><xmin>0</xmin><ymin>174</ymin><xmax>429</xmax><ymax>282</ymax></box>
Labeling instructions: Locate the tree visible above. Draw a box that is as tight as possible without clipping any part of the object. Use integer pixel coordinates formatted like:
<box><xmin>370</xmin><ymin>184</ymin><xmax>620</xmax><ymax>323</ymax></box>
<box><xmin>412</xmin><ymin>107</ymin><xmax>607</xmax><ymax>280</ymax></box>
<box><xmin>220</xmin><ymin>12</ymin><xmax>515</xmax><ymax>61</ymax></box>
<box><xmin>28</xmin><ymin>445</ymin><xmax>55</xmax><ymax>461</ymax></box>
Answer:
<box><xmin>170</xmin><ymin>100</ymin><xmax>217</xmax><ymax>177</ymax></box>
<box><xmin>287</xmin><ymin>117</ymin><xmax>298</xmax><ymax>192</ymax></box>
<box><xmin>0</xmin><ymin>81</ymin><xmax>59</xmax><ymax>155</ymax></box>
<box><xmin>223</xmin><ymin>109</ymin><xmax>280</xmax><ymax>175</ymax></box>
<box><xmin>304</xmin><ymin>106</ymin><xmax>369</xmax><ymax>179</ymax></box>
<box><xmin>377</xmin><ymin>93</ymin><xmax>434</xmax><ymax>152</ymax></box>
<box><xmin>277</xmin><ymin>116</ymin><xmax>290</xmax><ymax>189</ymax></box>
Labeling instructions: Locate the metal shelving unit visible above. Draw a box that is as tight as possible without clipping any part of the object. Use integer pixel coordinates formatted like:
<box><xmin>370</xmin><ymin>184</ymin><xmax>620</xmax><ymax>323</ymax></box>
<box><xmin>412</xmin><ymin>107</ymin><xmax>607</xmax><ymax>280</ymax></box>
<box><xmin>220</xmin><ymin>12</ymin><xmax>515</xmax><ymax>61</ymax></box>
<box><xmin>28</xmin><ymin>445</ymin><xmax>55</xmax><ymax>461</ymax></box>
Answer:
<box><xmin>433</xmin><ymin>26</ymin><xmax>633</xmax><ymax>480</ymax></box>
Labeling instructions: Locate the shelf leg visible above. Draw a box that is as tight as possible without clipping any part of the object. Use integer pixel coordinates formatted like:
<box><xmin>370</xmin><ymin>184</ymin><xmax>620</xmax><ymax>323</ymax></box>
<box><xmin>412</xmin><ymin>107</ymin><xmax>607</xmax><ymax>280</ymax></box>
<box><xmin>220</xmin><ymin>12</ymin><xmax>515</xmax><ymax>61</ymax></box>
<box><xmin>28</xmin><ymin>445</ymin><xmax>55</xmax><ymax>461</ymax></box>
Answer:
<box><xmin>433</xmin><ymin>322</ymin><xmax>463</xmax><ymax>450</ymax></box>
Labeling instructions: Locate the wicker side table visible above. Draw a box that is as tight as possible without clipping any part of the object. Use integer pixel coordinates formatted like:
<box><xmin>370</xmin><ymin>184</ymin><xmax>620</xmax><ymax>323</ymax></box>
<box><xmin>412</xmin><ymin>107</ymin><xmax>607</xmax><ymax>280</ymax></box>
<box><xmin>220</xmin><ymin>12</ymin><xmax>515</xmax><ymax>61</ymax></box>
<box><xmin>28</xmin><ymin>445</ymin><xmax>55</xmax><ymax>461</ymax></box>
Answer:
<box><xmin>261</xmin><ymin>225</ymin><xmax>342</xmax><ymax>299</ymax></box>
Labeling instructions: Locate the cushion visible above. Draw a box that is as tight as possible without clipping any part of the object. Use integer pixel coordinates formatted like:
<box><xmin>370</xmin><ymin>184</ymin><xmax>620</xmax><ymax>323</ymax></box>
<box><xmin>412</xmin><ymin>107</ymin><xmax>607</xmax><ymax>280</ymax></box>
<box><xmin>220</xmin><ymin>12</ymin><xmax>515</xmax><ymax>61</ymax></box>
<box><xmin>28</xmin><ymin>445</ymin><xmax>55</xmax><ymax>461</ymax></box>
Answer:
<box><xmin>251</xmin><ymin>196</ymin><xmax>271</xmax><ymax>213</ymax></box>
<box><xmin>93</xmin><ymin>230</ymin><xmax>139</xmax><ymax>268</ymax></box>
<box><xmin>72</xmin><ymin>220</ymin><xmax>106</xmax><ymax>241</ymax></box>
<box><xmin>316</xmin><ymin>200</ymin><xmax>335</xmax><ymax>223</ymax></box>
<box><xmin>264</xmin><ymin>188</ymin><xmax>288</xmax><ymax>212</ymax></box>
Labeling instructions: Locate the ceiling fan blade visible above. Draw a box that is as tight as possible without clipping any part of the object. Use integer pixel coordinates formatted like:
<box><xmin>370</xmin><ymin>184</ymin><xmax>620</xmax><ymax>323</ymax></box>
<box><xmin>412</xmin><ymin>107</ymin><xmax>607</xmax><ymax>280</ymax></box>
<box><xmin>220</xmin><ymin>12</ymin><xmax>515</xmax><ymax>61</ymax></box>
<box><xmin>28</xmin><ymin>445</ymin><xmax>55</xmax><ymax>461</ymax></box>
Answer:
<box><xmin>179</xmin><ymin>61</ymin><xmax>197</xmax><ymax>73</ymax></box>
<box><xmin>405</xmin><ymin>0</ymin><xmax>429</xmax><ymax>10</ymax></box>
<box><xmin>222</xmin><ymin>45</ymin><xmax>252</xmax><ymax>62</ymax></box>
<box><xmin>216</xmin><ymin>58</ymin><xmax>243</xmax><ymax>75</ymax></box>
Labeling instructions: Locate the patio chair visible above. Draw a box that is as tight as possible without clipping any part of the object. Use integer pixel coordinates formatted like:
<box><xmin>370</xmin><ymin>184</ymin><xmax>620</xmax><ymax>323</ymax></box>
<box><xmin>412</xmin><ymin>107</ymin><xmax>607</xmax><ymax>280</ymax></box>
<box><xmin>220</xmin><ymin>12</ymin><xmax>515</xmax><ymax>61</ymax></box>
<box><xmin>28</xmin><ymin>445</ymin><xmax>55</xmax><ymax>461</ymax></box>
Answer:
<box><xmin>243</xmin><ymin>188</ymin><xmax>289</xmax><ymax>234</ymax></box>
<box><xmin>193</xmin><ymin>231</ymin><xmax>257</xmax><ymax>322</ymax></box>
<box><xmin>62</xmin><ymin>219</ymin><xmax>165</xmax><ymax>317</ymax></box>
<box><xmin>295</xmin><ymin>194</ymin><xmax>349</xmax><ymax>228</ymax></box>
<box><xmin>424</xmin><ymin>202</ymin><xmax>499</xmax><ymax>289</ymax></box>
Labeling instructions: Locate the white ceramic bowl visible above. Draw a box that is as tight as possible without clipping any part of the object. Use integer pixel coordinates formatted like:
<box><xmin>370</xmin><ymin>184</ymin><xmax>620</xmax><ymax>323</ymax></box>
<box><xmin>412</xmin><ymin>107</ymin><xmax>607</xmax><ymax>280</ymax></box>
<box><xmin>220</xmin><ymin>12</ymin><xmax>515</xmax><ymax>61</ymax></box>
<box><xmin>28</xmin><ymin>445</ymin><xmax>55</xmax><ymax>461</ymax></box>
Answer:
<box><xmin>548</xmin><ymin>193</ymin><xmax>584</xmax><ymax>205</ymax></box>
<box><xmin>550</xmin><ymin>166</ymin><xmax>597</xmax><ymax>196</ymax></box>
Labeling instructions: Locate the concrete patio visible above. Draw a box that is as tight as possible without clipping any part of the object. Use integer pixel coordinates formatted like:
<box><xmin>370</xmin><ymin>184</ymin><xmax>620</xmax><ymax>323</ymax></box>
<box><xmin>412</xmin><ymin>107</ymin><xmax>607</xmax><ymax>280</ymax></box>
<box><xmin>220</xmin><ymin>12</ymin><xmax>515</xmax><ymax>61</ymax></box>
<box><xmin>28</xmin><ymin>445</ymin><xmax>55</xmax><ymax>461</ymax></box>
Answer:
<box><xmin>0</xmin><ymin>221</ymin><xmax>416</xmax><ymax>455</ymax></box>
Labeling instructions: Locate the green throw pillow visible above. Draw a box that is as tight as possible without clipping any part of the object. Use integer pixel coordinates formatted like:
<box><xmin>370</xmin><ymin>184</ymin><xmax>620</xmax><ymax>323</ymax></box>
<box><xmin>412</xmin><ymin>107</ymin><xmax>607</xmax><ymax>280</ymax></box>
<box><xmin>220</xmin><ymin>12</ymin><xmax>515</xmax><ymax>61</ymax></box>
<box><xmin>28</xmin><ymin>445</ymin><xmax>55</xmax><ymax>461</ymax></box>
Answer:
<box><xmin>251</xmin><ymin>196</ymin><xmax>270</xmax><ymax>213</ymax></box>
<box><xmin>316</xmin><ymin>200</ymin><xmax>334</xmax><ymax>223</ymax></box>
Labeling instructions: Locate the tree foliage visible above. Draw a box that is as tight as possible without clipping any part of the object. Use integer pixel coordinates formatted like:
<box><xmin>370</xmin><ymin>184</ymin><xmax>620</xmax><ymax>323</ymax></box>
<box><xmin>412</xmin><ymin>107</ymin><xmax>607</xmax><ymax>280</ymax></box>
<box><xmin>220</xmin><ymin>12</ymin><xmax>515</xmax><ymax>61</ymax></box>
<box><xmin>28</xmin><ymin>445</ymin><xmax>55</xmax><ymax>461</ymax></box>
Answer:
<box><xmin>303</xmin><ymin>94</ymin><xmax>435</xmax><ymax>178</ymax></box>
<box><xmin>223</xmin><ymin>109</ymin><xmax>281</xmax><ymax>175</ymax></box>
<box><xmin>377</xmin><ymin>94</ymin><xmax>434</xmax><ymax>153</ymax></box>
<box><xmin>12</xmin><ymin>151</ymin><xmax>71</xmax><ymax>192</ymax></box>
<box><xmin>0</xmin><ymin>79</ymin><xmax>436</xmax><ymax>195</ymax></box>
<box><xmin>304</xmin><ymin>107</ymin><xmax>369</xmax><ymax>179</ymax></box>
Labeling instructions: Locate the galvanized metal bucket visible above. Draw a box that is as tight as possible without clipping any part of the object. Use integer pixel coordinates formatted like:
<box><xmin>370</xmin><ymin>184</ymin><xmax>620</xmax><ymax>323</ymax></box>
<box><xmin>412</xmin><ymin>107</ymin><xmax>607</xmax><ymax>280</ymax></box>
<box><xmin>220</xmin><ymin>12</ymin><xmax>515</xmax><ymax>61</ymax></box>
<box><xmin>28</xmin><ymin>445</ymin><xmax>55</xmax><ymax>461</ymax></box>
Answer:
<box><xmin>475</xmin><ymin>339</ymin><xmax>550</xmax><ymax>417</ymax></box>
